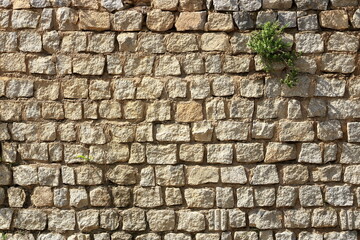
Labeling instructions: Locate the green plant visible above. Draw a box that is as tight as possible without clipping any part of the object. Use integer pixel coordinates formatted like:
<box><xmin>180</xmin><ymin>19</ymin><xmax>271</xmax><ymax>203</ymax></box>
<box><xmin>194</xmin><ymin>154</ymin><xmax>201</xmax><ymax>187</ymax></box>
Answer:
<box><xmin>1</xmin><ymin>233</ymin><xmax>7</xmax><ymax>240</ymax></box>
<box><xmin>248</xmin><ymin>21</ymin><xmax>301</xmax><ymax>87</ymax></box>
<box><xmin>75</xmin><ymin>155</ymin><xmax>93</xmax><ymax>162</ymax></box>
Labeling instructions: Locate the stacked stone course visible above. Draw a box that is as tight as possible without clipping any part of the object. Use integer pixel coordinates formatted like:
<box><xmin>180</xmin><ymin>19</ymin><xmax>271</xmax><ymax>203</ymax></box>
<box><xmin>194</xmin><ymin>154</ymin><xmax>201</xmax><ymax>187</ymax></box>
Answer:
<box><xmin>1</xmin><ymin>0</ymin><xmax>360</xmax><ymax>239</ymax></box>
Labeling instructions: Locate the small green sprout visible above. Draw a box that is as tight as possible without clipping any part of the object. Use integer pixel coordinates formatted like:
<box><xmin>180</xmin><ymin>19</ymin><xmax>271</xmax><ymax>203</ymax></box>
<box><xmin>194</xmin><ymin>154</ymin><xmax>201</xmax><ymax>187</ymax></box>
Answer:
<box><xmin>248</xmin><ymin>21</ymin><xmax>301</xmax><ymax>87</ymax></box>
<box><xmin>75</xmin><ymin>155</ymin><xmax>93</xmax><ymax>162</ymax></box>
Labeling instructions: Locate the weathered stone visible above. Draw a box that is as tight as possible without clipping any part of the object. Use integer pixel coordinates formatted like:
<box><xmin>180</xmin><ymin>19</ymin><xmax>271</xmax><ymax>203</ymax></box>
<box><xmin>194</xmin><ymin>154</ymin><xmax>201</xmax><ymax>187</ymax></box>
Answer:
<box><xmin>99</xmin><ymin>209</ymin><xmax>120</xmax><ymax>231</ymax></box>
<box><xmin>101</xmin><ymin>0</ymin><xmax>124</xmax><ymax>11</ymax></box>
<box><xmin>113</xmin><ymin>11</ymin><xmax>143</xmax><ymax>31</ymax></box>
<box><xmin>215</xmin><ymin>121</ymin><xmax>250</xmax><ymax>141</ymax></box>
<box><xmin>313</xmin><ymin>165</ymin><xmax>342</xmax><ymax>182</ymax></box>
<box><xmin>79</xmin><ymin>10</ymin><xmax>110</xmax><ymax>30</ymax></box>
<box><xmin>38</xmin><ymin>165</ymin><xmax>60</xmax><ymax>186</ymax></box>
<box><xmin>294</xmin><ymin>0</ymin><xmax>328</xmax><ymax>10</ymax></box>
<box><xmin>295</xmin><ymin>33</ymin><xmax>323</xmax><ymax>54</ymax></box>
<box><xmin>213</xmin><ymin>0</ymin><xmax>238</xmax><ymax>11</ymax></box>
<box><xmin>13</xmin><ymin>165</ymin><xmax>38</xmax><ymax>186</ymax></box>
<box><xmin>221</xmin><ymin>166</ymin><xmax>247</xmax><ymax>184</ymax></box>
<box><xmin>14</xmin><ymin>209</ymin><xmax>47</xmax><ymax>230</ymax></box>
<box><xmin>233</xmin><ymin>11</ymin><xmax>254</xmax><ymax>30</ymax></box>
<box><xmin>146</xmin><ymin>10</ymin><xmax>174</xmax><ymax>31</ymax></box>
<box><xmin>56</xmin><ymin>7</ymin><xmax>78</xmax><ymax>30</ymax></box>
<box><xmin>324</xmin><ymin>232</ymin><xmax>357</xmax><ymax>240</ymax></box>
<box><xmin>281</xmin><ymin>75</ymin><xmax>311</xmax><ymax>97</ymax></box>
<box><xmin>155</xmin><ymin>165</ymin><xmax>185</xmax><ymax>186</ymax></box>
<box><xmin>251</xmin><ymin>121</ymin><xmax>274</xmax><ymax>139</ymax></box>
<box><xmin>48</xmin><ymin>210</ymin><xmax>76</xmax><ymax>232</ymax></box>
<box><xmin>315</xmin><ymin>77</ymin><xmax>346</xmax><ymax>97</ymax></box>
<box><xmin>320</xmin><ymin>10</ymin><xmax>348</xmax><ymax>30</ymax></box>
<box><xmin>156</xmin><ymin>124</ymin><xmax>190</xmax><ymax>142</ymax></box>
<box><xmin>312</xmin><ymin>208</ymin><xmax>338</xmax><ymax>228</ymax></box>
<box><xmin>298</xmin><ymin>143</ymin><xmax>322</xmax><ymax>164</ymax></box>
<box><xmin>328</xmin><ymin>32</ymin><xmax>358</xmax><ymax>52</ymax></box>
<box><xmin>146</xmin><ymin>144</ymin><xmax>177</xmax><ymax>164</ymax></box>
<box><xmin>256</xmin><ymin>11</ymin><xmax>277</xmax><ymax>26</ymax></box>
<box><xmin>89</xmin><ymin>186</ymin><xmax>111</xmax><ymax>207</ymax></box>
<box><xmin>206</xmin><ymin>12</ymin><xmax>234</xmax><ymax>31</ymax></box>
<box><xmin>216</xmin><ymin>187</ymin><xmax>234</xmax><ymax>208</ymax></box>
<box><xmin>344</xmin><ymin>165</ymin><xmax>360</xmax><ymax>184</ymax></box>
<box><xmin>77</xmin><ymin>209</ymin><xmax>99</xmax><ymax>232</ymax></box>
<box><xmin>322</xmin><ymin>53</ymin><xmax>356</xmax><ymax>74</ymax></box>
<box><xmin>250</xmin><ymin>165</ymin><xmax>279</xmax><ymax>185</ymax></box>
<box><xmin>223</xmin><ymin>55</ymin><xmax>251</xmax><ymax>73</ymax></box>
<box><xmin>0</xmin><ymin>31</ymin><xmax>16</xmax><ymax>52</ymax></box>
<box><xmin>147</xmin><ymin>210</ymin><xmax>175</xmax><ymax>232</ymax></box>
<box><xmin>299</xmin><ymin>185</ymin><xmax>323</xmax><ymax>207</ymax></box>
<box><xmin>175</xmin><ymin>11</ymin><xmax>206</xmax><ymax>31</ymax></box>
<box><xmin>295</xmin><ymin>56</ymin><xmax>317</xmax><ymax>74</ymax></box>
<box><xmin>236</xmin><ymin>143</ymin><xmax>264</xmax><ymax>163</ymax></box>
<box><xmin>265</xmin><ymin>142</ymin><xmax>296</xmax><ymax>163</ymax></box>
<box><xmin>7</xmin><ymin>187</ymin><xmax>26</xmax><ymax>207</ymax></box>
<box><xmin>79</xmin><ymin>124</ymin><xmax>106</xmax><ymax>144</ymax></box>
<box><xmin>106</xmin><ymin>165</ymin><xmax>137</xmax><ymax>185</ymax></box>
<box><xmin>152</xmin><ymin>0</ymin><xmax>178</xmax><ymax>10</ymax></box>
<box><xmin>155</xmin><ymin>55</ymin><xmax>181</xmax><ymax>76</ymax></box>
<box><xmin>279</xmin><ymin>121</ymin><xmax>315</xmax><ymax>142</ymax></box>
<box><xmin>185</xmin><ymin>188</ymin><xmax>215</xmax><ymax>208</ymax></box>
<box><xmin>70</xmin><ymin>187</ymin><xmax>88</xmax><ymax>208</ymax></box>
<box><xmin>249</xmin><ymin>209</ymin><xmax>283</xmax><ymax>229</ymax></box>
<box><xmin>146</xmin><ymin>101</ymin><xmax>171</xmax><ymax>122</ymax></box>
<box><xmin>228</xmin><ymin>209</ymin><xmax>246</xmax><ymax>229</ymax></box>
<box><xmin>54</xmin><ymin>187</ymin><xmax>69</xmax><ymax>207</ymax></box>
<box><xmin>206</xmin><ymin>98</ymin><xmax>226</xmax><ymax>120</ymax></box>
<box><xmin>278</xmin><ymin>11</ymin><xmax>296</xmax><ymax>28</ymax></box>
<box><xmin>186</xmin><ymin>165</ymin><xmax>219</xmax><ymax>185</ymax></box>
<box><xmin>134</xmin><ymin>186</ymin><xmax>163</xmax><ymax>208</ymax></box>
<box><xmin>75</xmin><ymin>165</ymin><xmax>103</xmax><ymax>185</ymax></box>
<box><xmin>298</xmin><ymin>232</ymin><xmax>323</xmax><ymax>240</ymax></box>
<box><xmin>88</xmin><ymin>32</ymin><xmax>115</xmax><ymax>53</ymax></box>
<box><xmin>206</xmin><ymin>144</ymin><xmax>233</xmax><ymax>164</ymax></box>
<box><xmin>284</xmin><ymin>209</ymin><xmax>311</xmax><ymax>228</ymax></box>
<box><xmin>73</xmin><ymin>54</ymin><xmax>105</xmax><ymax>75</ymax></box>
<box><xmin>165</xmin><ymin>187</ymin><xmax>182</xmax><ymax>206</ymax></box>
<box><xmin>177</xmin><ymin>211</ymin><xmax>205</xmax><ymax>232</ymax></box>
<box><xmin>137</xmin><ymin>33</ymin><xmax>165</xmax><ymax>54</ymax></box>
<box><xmin>317</xmin><ymin>120</ymin><xmax>343</xmax><ymax>141</ymax></box>
<box><xmin>90</xmin><ymin>143</ymin><xmax>129</xmax><ymax>164</ymax></box>
<box><xmin>325</xmin><ymin>185</ymin><xmax>353</xmax><ymax>206</ymax></box>
<box><xmin>277</xmin><ymin>186</ymin><xmax>297</xmax><ymax>207</ymax></box>
<box><xmin>297</xmin><ymin>14</ymin><xmax>319</xmax><ymax>31</ymax></box>
<box><xmin>282</xmin><ymin>165</ymin><xmax>309</xmax><ymax>184</ymax></box>
<box><xmin>239</xmin><ymin>0</ymin><xmax>261</xmax><ymax>11</ymax></box>
<box><xmin>112</xmin><ymin>186</ymin><xmax>131</xmax><ymax>207</ymax></box>
<box><xmin>140</xmin><ymin>166</ymin><xmax>155</xmax><ymax>187</ymax></box>
<box><xmin>12</xmin><ymin>10</ymin><xmax>40</xmax><ymax>29</ymax></box>
<box><xmin>0</xmin><ymin>208</ymin><xmax>13</xmax><ymax>230</ymax></box>
<box><xmin>236</xmin><ymin>187</ymin><xmax>254</xmax><ymax>207</ymax></box>
<box><xmin>347</xmin><ymin>122</ymin><xmax>360</xmax><ymax>142</ymax></box>
<box><xmin>179</xmin><ymin>0</ymin><xmax>204</xmax><ymax>11</ymax></box>
<box><xmin>201</xmin><ymin>33</ymin><xmax>229</xmax><ymax>51</ymax></box>
<box><xmin>263</xmin><ymin>0</ymin><xmax>292</xmax><ymax>9</ymax></box>
<box><xmin>254</xmin><ymin>187</ymin><xmax>275</xmax><ymax>207</ymax></box>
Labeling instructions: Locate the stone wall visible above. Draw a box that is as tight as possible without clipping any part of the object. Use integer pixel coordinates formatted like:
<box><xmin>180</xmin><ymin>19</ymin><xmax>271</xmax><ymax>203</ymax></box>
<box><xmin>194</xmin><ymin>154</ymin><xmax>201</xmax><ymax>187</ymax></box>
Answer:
<box><xmin>1</xmin><ymin>0</ymin><xmax>360</xmax><ymax>239</ymax></box>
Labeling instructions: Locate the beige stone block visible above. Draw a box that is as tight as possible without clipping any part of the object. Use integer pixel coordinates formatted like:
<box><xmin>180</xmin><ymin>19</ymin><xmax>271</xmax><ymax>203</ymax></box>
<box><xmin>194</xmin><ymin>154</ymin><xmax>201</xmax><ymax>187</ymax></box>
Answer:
<box><xmin>79</xmin><ymin>10</ymin><xmax>110</xmax><ymax>30</ymax></box>
<box><xmin>175</xmin><ymin>11</ymin><xmax>206</xmax><ymax>31</ymax></box>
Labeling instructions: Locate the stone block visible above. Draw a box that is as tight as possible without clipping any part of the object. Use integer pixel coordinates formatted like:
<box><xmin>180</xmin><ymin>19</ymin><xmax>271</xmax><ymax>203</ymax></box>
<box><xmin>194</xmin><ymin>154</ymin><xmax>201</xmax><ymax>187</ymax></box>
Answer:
<box><xmin>236</xmin><ymin>143</ymin><xmax>264</xmax><ymax>163</ymax></box>
<box><xmin>113</xmin><ymin>11</ymin><xmax>143</xmax><ymax>31</ymax></box>
<box><xmin>146</xmin><ymin>10</ymin><xmax>174</xmax><ymax>31</ymax></box>
<box><xmin>320</xmin><ymin>10</ymin><xmax>349</xmax><ymax>30</ymax></box>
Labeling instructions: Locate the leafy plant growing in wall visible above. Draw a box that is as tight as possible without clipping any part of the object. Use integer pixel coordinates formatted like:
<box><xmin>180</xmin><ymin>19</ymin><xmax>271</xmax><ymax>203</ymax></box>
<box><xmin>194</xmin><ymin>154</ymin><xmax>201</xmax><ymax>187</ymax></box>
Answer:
<box><xmin>248</xmin><ymin>21</ymin><xmax>301</xmax><ymax>87</ymax></box>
